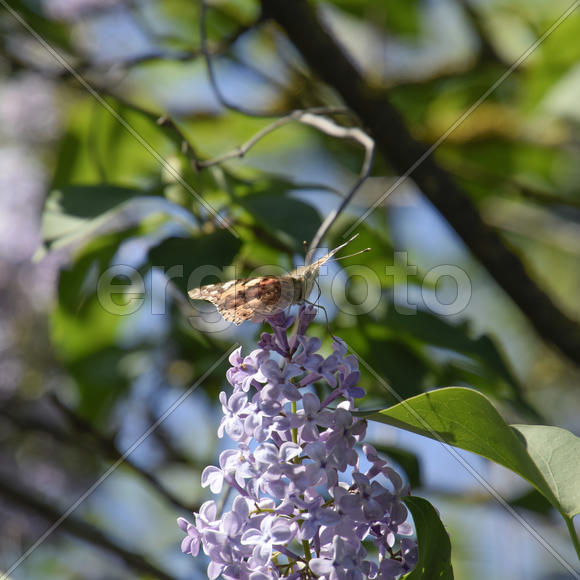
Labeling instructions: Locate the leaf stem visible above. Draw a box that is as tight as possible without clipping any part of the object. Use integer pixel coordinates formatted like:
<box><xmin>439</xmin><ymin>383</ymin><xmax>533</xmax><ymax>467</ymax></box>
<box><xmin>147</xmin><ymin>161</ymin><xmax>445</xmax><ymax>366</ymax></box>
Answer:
<box><xmin>563</xmin><ymin>513</ymin><xmax>580</xmax><ymax>563</ymax></box>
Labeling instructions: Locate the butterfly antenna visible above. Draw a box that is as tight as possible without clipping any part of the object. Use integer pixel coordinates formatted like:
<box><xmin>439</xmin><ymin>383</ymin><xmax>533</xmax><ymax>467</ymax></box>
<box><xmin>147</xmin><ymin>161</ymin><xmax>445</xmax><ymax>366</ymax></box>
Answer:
<box><xmin>332</xmin><ymin>247</ymin><xmax>371</xmax><ymax>262</ymax></box>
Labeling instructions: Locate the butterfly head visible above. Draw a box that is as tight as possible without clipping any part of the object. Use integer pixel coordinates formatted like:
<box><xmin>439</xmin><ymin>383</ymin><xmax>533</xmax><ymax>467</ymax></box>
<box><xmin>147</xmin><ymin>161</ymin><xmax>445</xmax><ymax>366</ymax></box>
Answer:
<box><xmin>292</xmin><ymin>233</ymin><xmax>370</xmax><ymax>302</ymax></box>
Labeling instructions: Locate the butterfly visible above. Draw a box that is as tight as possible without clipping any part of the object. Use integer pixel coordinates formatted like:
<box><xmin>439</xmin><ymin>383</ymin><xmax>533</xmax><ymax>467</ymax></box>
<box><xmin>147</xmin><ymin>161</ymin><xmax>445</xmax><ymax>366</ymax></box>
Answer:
<box><xmin>188</xmin><ymin>234</ymin><xmax>366</xmax><ymax>325</ymax></box>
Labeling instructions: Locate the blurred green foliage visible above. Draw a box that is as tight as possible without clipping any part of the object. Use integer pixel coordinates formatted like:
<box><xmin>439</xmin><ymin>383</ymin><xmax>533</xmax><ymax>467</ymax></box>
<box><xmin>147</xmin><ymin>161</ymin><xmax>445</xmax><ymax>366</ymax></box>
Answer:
<box><xmin>3</xmin><ymin>0</ymin><xmax>580</xmax><ymax>577</ymax></box>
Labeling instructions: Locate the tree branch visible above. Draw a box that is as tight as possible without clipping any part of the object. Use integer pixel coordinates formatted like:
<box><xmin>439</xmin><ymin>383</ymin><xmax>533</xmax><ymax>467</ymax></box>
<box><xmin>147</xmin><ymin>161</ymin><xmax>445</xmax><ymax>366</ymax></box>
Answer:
<box><xmin>48</xmin><ymin>394</ymin><xmax>196</xmax><ymax>514</ymax></box>
<box><xmin>195</xmin><ymin>106</ymin><xmax>349</xmax><ymax>169</ymax></box>
<box><xmin>201</xmin><ymin>0</ymin><xmax>274</xmax><ymax>117</ymax></box>
<box><xmin>195</xmin><ymin>105</ymin><xmax>374</xmax><ymax>258</ymax></box>
<box><xmin>261</xmin><ymin>0</ymin><xmax>580</xmax><ymax>367</ymax></box>
<box><xmin>304</xmin><ymin>114</ymin><xmax>374</xmax><ymax>259</ymax></box>
<box><xmin>0</xmin><ymin>475</ymin><xmax>178</xmax><ymax>580</ymax></box>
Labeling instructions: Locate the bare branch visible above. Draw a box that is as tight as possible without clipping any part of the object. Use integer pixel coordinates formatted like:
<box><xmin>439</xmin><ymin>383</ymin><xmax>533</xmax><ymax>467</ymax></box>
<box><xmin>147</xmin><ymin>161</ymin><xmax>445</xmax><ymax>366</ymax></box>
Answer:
<box><xmin>200</xmin><ymin>0</ymin><xmax>275</xmax><ymax>117</ymax></box>
<box><xmin>195</xmin><ymin>106</ymin><xmax>350</xmax><ymax>169</ymax></box>
<box><xmin>49</xmin><ymin>394</ymin><xmax>196</xmax><ymax>514</ymax></box>
<box><xmin>195</xmin><ymin>104</ymin><xmax>374</xmax><ymax>259</ymax></box>
<box><xmin>303</xmin><ymin>115</ymin><xmax>375</xmax><ymax>259</ymax></box>
<box><xmin>0</xmin><ymin>475</ymin><xmax>178</xmax><ymax>580</ymax></box>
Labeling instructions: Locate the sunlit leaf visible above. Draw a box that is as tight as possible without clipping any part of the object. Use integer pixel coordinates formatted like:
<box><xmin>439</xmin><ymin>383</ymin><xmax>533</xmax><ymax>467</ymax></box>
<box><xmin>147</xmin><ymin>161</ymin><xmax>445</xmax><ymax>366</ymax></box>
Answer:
<box><xmin>511</xmin><ymin>424</ymin><xmax>580</xmax><ymax>519</ymax></box>
<box><xmin>51</xmin><ymin>228</ymin><xmax>145</xmax><ymax>418</ymax></box>
<box><xmin>363</xmin><ymin>388</ymin><xmax>577</xmax><ymax>515</ymax></box>
<box><xmin>42</xmin><ymin>184</ymin><xmax>160</xmax><ymax>250</ymax></box>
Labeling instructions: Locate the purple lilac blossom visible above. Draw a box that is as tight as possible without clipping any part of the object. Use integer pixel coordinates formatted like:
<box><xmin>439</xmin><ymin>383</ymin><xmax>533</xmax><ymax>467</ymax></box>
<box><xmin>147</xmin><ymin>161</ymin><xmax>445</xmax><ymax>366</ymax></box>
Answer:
<box><xmin>179</xmin><ymin>305</ymin><xmax>417</xmax><ymax>579</ymax></box>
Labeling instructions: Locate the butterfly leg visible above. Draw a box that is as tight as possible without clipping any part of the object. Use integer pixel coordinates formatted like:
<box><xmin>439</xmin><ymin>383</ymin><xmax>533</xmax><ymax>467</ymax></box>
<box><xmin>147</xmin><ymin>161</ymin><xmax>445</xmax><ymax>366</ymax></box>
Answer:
<box><xmin>307</xmin><ymin>280</ymin><xmax>336</xmax><ymax>337</ymax></box>
<box><xmin>303</xmin><ymin>298</ymin><xmax>339</xmax><ymax>340</ymax></box>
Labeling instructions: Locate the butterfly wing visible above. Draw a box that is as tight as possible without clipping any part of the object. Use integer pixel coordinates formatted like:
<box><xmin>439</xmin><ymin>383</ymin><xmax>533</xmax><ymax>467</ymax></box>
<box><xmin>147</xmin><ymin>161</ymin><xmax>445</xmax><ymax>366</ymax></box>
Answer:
<box><xmin>189</xmin><ymin>276</ymin><xmax>299</xmax><ymax>325</ymax></box>
<box><xmin>189</xmin><ymin>235</ymin><xmax>360</xmax><ymax>323</ymax></box>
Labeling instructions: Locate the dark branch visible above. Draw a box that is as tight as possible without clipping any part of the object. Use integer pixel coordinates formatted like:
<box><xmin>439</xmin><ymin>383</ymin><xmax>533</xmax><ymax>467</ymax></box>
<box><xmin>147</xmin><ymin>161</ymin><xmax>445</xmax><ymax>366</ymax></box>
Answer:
<box><xmin>261</xmin><ymin>0</ymin><xmax>580</xmax><ymax>367</ymax></box>
<box><xmin>49</xmin><ymin>394</ymin><xmax>196</xmax><ymax>513</ymax></box>
<box><xmin>0</xmin><ymin>475</ymin><xmax>178</xmax><ymax>580</ymax></box>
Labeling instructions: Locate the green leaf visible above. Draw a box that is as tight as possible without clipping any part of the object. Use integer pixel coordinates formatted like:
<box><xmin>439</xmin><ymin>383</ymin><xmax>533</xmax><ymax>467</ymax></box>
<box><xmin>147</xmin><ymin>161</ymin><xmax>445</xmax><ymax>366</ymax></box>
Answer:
<box><xmin>51</xmin><ymin>228</ymin><xmax>145</xmax><ymax>418</ymax></box>
<box><xmin>511</xmin><ymin>425</ymin><xmax>580</xmax><ymax>519</ymax></box>
<box><xmin>239</xmin><ymin>193</ymin><xmax>321</xmax><ymax>249</ymax></box>
<box><xmin>338</xmin><ymin>320</ymin><xmax>430</xmax><ymax>402</ymax></box>
<box><xmin>402</xmin><ymin>496</ymin><xmax>453</xmax><ymax>580</ymax></box>
<box><xmin>366</xmin><ymin>337</ymin><xmax>431</xmax><ymax>400</ymax></box>
<box><xmin>329</xmin><ymin>0</ymin><xmax>421</xmax><ymax>37</ymax></box>
<box><xmin>148</xmin><ymin>230</ymin><xmax>242</xmax><ymax>295</ymax></box>
<box><xmin>42</xmin><ymin>184</ymin><xmax>156</xmax><ymax>250</ymax></box>
<box><xmin>384</xmin><ymin>0</ymin><xmax>421</xmax><ymax>37</ymax></box>
<box><xmin>363</xmin><ymin>388</ymin><xmax>559</xmax><ymax>510</ymax></box>
<box><xmin>509</xmin><ymin>488</ymin><xmax>554</xmax><ymax>517</ymax></box>
<box><xmin>51</xmin><ymin>132</ymin><xmax>83</xmax><ymax>189</ymax></box>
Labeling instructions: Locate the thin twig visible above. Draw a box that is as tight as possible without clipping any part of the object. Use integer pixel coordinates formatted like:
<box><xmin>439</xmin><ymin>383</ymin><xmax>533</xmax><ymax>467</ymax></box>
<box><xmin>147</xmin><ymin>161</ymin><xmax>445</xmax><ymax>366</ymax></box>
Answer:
<box><xmin>261</xmin><ymin>0</ymin><xmax>580</xmax><ymax>368</ymax></box>
<box><xmin>201</xmin><ymin>0</ymin><xmax>276</xmax><ymax>117</ymax></box>
<box><xmin>104</xmin><ymin>19</ymin><xmax>255</xmax><ymax>70</ymax></box>
<box><xmin>303</xmin><ymin>114</ymin><xmax>375</xmax><ymax>260</ymax></box>
<box><xmin>195</xmin><ymin>106</ymin><xmax>350</xmax><ymax>169</ymax></box>
<box><xmin>201</xmin><ymin>0</ymin><xmax>374</xmax><ymax>254</ymax></box>
<box><xmin>195</xmin><ymin>105</ymin><xmax>375</xmax><ymax>258</ymax></box>
<box><xmin>201</xmin><ymin>0</ymin><xmax>346</xmax><ymax>120</ymax></box>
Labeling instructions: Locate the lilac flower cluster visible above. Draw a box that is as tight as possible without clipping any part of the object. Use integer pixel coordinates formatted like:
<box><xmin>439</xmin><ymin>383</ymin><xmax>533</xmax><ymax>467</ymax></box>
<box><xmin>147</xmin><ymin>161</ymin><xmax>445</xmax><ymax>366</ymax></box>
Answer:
<box><xmin>178</xmin><ymin>306</ymin><xmax>417</xmax><ymax>579</ymax></box>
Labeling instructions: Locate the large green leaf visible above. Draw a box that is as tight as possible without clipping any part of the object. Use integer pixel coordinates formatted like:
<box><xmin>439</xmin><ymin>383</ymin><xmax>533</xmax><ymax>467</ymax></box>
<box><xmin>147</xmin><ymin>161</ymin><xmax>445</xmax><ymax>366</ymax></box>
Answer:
<box><xmin>363</xmin><ymin>388</ymin><xmax>565</xmax><ymax>512</ymax></box>
<box><xmin>402</xmin><ymin>496</ymin><xmax>453</xmax><ymax>580</ymax></box>
<box><xmin>239</xmin><ymin>193</ymin><xmax>321</xmax><ymax>249</ymax></box>
<box><xmin>511</xmin><ymin>425</ymin><xmax>580</xmax><ymax>519</ymax></box>
<box><xmin>42</xmin><ymin>184</ymin><xmax>158</xmax><ymax>251</ymax></box>
<box><xmin>148</xmin><ymin>230</ymin><xmax>242</xmax><ymax>295</ymax></box>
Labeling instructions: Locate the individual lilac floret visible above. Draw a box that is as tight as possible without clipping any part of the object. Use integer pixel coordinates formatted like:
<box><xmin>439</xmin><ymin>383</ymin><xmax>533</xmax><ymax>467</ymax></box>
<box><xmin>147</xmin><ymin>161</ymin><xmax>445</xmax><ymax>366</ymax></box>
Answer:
<box><xmin>178</xmin><ymin>305</ymin><xmax>417</xmax><ymax>579</ymax></box>
<box><xmin>226</xmin><ymin>347</ymin><xmax>268</xmax><ymax>392</ymax></box>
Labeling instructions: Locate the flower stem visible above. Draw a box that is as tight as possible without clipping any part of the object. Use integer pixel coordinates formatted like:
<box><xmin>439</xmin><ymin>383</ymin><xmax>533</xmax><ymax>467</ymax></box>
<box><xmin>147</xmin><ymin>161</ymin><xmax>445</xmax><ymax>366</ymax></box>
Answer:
<box><xmin>291</xmin><ymin>401</ymin><xmax>298</xmax><ymax>444</ymax></box>
<box><xmin>217</xmin><ymin>485</ymin><xmax>232</xmax><ymax>517</ymax></box>
<box><xmin>302</xmin><ymin>539</ymin><xmax>312</xmax><ymax>562</ymax></box>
